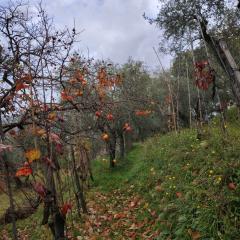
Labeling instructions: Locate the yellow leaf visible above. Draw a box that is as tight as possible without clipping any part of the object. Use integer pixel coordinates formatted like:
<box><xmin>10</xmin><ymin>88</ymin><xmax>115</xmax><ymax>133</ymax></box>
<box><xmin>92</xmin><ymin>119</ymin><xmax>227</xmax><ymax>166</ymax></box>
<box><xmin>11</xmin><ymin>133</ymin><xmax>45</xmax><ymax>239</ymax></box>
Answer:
<box><xmin>34</xmin><ymin>128</ymin><xmax>46</xmax><ymax>137</ymax></box>
<box><xmin>48</xmin><ymin>112</ymin><xmax>57</xmax><ymax>121</ymax></box>
<box><xmin>25</xmin><ymin>149</ymin><xmax>41</xmax><ymax>163</ymax></box>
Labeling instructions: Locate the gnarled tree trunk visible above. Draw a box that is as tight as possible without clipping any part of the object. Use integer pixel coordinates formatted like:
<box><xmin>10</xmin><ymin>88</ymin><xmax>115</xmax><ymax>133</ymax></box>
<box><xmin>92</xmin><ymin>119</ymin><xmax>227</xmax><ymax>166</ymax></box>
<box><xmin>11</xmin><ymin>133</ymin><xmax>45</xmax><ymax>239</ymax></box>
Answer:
<box><xmin>200</xmin><ymin>20</ymin><xmax>240</xmax><ymax>107</ymax></box>
<box><xmin>0</xmin><ymin>111</ymin><xmax>17</xmax><ymax>240</ymax></box>
<box><xmin>70</xmin><ymin>145</ymin><xmax>87</xmax><ymax>214</ymax></box>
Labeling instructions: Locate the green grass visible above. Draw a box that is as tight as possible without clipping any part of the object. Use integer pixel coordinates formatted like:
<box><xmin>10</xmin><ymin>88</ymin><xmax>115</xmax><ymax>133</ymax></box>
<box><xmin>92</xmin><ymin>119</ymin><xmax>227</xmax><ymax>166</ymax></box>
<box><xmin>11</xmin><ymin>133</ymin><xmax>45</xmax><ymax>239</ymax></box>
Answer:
<box><xmin>92</xmin><ymin>108</ymin><xmax>240</xmax><ymax>239</ymax></box>
<box><xmin>1</xmin><ymin>107</ymin><xmax>240</xmax><ymax>239</ymax></box>
<box><xmin>0</xmin><ymin>189</ymin><xmax>36</xmax><ymax>216</ymax></box>
<box><xmin>0</xmin><ymin>190</ymin><xmax>52</xmax><ymax>239</ymax></box>
<box><xmin>92</xmin><ymin>144</ymin><xmax>143</xmax><ymax>191</ymax></box>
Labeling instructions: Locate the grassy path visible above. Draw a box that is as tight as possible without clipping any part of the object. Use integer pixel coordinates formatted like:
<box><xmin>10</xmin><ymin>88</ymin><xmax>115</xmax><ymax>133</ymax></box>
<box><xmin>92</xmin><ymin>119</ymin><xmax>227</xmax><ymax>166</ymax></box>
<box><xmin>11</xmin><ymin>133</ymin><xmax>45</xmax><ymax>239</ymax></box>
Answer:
<box><xmin>67</xmin><ymin>145</ymin><xmax>160</xmax><ymax>239</ymax></box>
<box><xmin>1</xmin><ymin>145</ymin><xmax>160</xmax><ymax>240</ymax></box>
<box><xmin>69</xmin><ymin>190</ymin><xmax>159</xmax><ymax>239</ymax></box>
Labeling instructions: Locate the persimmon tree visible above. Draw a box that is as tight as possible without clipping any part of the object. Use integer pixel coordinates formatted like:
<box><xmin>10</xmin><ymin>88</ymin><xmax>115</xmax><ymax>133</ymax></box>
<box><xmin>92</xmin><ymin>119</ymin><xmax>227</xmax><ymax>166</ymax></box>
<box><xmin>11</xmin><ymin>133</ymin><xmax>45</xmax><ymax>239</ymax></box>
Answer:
<box><xmin>0</xmin><ymin>2</ymin><xmax>81</xmax><ymax>239</ymax></box>
<box><xmin>59</xmin><ymin>57</ymin><xmax>126</xmax><ymax>168</ymax></box>
<box><xmin>59</xmin><ymin>57</ymin><xmax>159</xmax><ymax>168</ymax></box>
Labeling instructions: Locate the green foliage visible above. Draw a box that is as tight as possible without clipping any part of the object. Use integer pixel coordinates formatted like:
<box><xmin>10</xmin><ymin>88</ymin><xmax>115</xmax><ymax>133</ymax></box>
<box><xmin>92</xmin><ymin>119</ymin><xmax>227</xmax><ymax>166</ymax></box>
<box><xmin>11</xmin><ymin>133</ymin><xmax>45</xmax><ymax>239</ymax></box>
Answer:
<box><xmin>149</xmin><ymin>0</ymin><xmax>239</xmax><ymax>53</ymax></box>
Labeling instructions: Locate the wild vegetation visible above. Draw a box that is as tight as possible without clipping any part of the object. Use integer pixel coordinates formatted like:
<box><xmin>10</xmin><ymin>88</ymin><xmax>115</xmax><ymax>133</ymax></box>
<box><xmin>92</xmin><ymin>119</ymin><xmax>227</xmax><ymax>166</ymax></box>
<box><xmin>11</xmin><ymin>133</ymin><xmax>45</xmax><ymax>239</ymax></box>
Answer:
<box><xmin>0</xmin><ymin>0</ymin><xmax>240</xmax><ymax>239</ymax></box>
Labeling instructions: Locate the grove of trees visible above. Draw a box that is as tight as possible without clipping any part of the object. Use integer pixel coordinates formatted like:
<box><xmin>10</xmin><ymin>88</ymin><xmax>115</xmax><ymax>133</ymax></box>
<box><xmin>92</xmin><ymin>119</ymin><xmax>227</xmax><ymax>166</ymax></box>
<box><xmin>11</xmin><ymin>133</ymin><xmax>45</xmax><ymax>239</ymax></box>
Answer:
<box><xmin>0</xmin><ymin>0</ymin><xmax>240</xmax><ymax>239</ymax></box>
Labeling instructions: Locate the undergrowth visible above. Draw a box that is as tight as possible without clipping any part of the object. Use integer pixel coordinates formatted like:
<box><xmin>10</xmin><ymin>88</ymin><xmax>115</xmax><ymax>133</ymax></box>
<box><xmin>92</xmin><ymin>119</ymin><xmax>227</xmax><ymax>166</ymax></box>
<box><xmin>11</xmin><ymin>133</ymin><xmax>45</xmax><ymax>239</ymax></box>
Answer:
<box><xmin>93</xmin><ymin>108</ymin><xmax>240</xmax><ymax>239</ymax></box>
<box><xmin>1</xmin><ymin>108</ymin><xmax>240</xmax><ymax>239</ymax></box>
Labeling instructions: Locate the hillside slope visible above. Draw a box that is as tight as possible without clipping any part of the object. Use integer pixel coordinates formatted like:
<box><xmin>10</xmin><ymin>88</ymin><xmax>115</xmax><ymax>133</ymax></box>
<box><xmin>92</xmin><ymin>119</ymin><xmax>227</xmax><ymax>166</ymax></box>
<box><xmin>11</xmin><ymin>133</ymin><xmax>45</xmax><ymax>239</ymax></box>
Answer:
<box><xmin>1</xmin><ymin>110</ymin><xmax>240</xmax><ymax>239</ymax></box>
<box><xmin>92</xmin><ymin>111</ymin><xmax>240</xmax><ymax>239</ymax></box>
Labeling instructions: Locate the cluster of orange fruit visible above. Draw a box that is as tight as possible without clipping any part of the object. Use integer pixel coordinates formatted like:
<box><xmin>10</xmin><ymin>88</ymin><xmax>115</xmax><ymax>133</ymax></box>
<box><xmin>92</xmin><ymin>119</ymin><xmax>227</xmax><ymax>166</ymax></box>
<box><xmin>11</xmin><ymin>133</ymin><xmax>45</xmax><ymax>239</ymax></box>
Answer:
<box><xmin>97</xmin><ymin>67</ymin><xmax>122</xmax><ymax>88</ymax></box>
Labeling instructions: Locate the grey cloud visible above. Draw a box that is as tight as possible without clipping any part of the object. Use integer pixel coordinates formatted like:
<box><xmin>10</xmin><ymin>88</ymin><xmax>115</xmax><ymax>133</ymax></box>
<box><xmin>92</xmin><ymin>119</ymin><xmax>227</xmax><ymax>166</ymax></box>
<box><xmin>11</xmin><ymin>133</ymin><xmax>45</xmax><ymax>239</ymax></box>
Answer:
<box><xmin>2</xmin><ymin>0</ymin><xmax>171</xmax><ymax>70</ymax></box>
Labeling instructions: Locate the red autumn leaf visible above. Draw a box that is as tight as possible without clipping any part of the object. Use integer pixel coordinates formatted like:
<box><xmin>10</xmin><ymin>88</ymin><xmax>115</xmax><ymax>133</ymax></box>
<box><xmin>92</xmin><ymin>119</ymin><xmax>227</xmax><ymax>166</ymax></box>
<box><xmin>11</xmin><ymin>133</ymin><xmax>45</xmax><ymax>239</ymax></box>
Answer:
<box><xmin>106</xmin><ymin>113</ymin><xmax>114</xmax><ymax>121</ymax></box>
<box><xmin>195</xmin><ymin>60</ymin><xmax>209</xmax><ymax>70</ymax></box>
<box><xmin>49</xmin><ymin>132</ymin><xmax>61</xmax><ymax>144</ymax></box>
<box><xmin>81</xmin><ymin>79</ymin><xmax>87</xmax><ymax>86</ymax></box>
<box><xmin>129</xmin><ymin>200</ymin><xmax>138</xmax><ymax>208</ymax></box>
<box><xmin>188</xmin><ymin>229</ymin><xmax>201</xmax><ymax>240</ymax></box>
<box><xmin>74</xmin><ymin>70</ymin><xmax>86</xmax><ymax>83</ymax></box>
<box><xmin>61</xmin><ymin>202</ymin><xmax>72</xmax><ymax>216</ymax></box>
<box><xmin>150</xmin><ymin>210</ymin><xmax>157</xmax><ymax>217</ymax></box>
<box><xmin>127</xmin><ymin>231</ymin><xmax>137</xmax><ymax>238</ymax></box>
<box><xmin>196</xmin><ymin>79</ymin><xmax>209</xmax><ymax>90</ymax></box>
<box><xmin>125</xmin><ymin>126</ymin><xmax>132</xmax><ymax>132</ymax></box>
<box><xmin>61</xmin><ymin>91</ymin><xmax>73</xmax><ymax>101</ymax></box>
<box><xmin>95</xmin><ymin>111</ymin><xmax>102</xmax><ymax>118</ymax></box>
<box><xmin>176</xmin><ymin>192</ymin><xmax>183</xmax><ymax>198</ymax></box>
<box><xmin>113</xmin><ymin>212</ymin><xmax>126</xmax><ymax>219</ymax></box>
<box><xmin>69</xmin><ymin>78</ymin><xmax>78</xmax><ymax>84</ymax></box>
<box><xmin>15</xmin><ymin>166</ymin><xmax>32</xmax><ymax>177</ymax></box>
<box><xmin>75</xmin><ymin>90</ymin><xmax>83</xmax><ymax>96</ymax></box>
<box><xmin>9</xmin><ymin>130</ymin><xmax>16</xmax><ymax>136</ymax></box>
<box><xmin>194</xmin><ymin>60</ymin><xmax>214</xmax><ymax>90</ymax></box>
<box><xmin>56</xmin><ymin>143</ymin><xmax>64</xmax><ymax>155</ymax></box>
<box><xmin>191</xmin><ymin>231</ymin><xmax>201</xmax><ymax>240</ymax></box>
<box><xmin>33</xmin><ymin>182</ymin><xmax>46</xmax><ymax>198</ymax></box>
<box><xmin>15</xmin><ymin>82</ymin><xmax>29</xmax><ymax>91</ymax></box>
<box><xmin>228</xmin><ymin>182</ymin><xmax>237</xmax><ymax>190</ymax></box>
<box><xmin>123</xmin><ymin>123</ymin><xmax>132</xmax><ymax>132</ymax></box>
<box><xmin>135</xmin><ymin>110</ymin><xmax>151</xmax><ymax>116</ymax></box>
<box><xmin>20</xmin><ymin>73</ymin><xmax>33</xmax><ymax>83</ymax></box>
<box><xmin>40</xmin><ymin>104</ymin><xmax>49</xmax><ymax>112</ymax></box>
<box><xmin>97</xmin><ymin>68</ymin><xmax>108</xmax><ymax>86</ymax></box>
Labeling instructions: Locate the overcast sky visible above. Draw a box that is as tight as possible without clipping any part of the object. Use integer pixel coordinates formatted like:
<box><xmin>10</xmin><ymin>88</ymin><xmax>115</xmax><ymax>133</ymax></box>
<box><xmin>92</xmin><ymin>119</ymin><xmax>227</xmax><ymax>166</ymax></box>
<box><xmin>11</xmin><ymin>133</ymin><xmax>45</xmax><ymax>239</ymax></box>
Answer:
<box><xmin>5</xmin><ymin>0</ymin><xmax>172</xmax><ymax>70</ymax></box>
